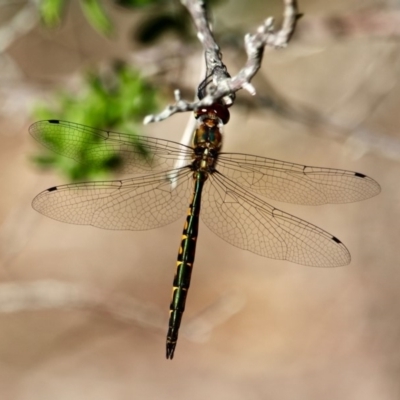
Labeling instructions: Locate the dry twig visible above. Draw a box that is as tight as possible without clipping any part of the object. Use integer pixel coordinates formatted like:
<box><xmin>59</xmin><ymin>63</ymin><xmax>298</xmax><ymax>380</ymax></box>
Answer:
<box><xmin>144</xmin><ymin>0</ymin><xmax>301</xmax><ymax>124</ymax></box>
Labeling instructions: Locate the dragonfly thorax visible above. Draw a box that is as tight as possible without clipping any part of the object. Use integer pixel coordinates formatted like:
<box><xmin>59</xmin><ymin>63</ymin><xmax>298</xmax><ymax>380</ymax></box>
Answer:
<box><xmin>192</xmin><ymin>114</ymin><xmax>223</xmax><ymax>150</ymax></box>
<box><xmin>191</xmin><ymin>114</ymin><xmax>223</xmax><ymax>174</ymax></box>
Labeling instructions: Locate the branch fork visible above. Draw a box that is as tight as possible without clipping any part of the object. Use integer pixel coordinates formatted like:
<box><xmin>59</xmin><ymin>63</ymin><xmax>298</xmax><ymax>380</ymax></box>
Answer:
<box><xmin>144</xmin><ymin>0</ymin><xmax>300</xmax><ymax>124</ymax></box>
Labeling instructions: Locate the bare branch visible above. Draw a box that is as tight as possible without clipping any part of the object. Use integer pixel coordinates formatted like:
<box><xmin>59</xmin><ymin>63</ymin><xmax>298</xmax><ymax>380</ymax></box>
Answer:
<box><xmin>144</xmin><ymin>0</ymin><xmax>301</xmax><ymax>124</ymax></box>
<box><xmin>181</xmin><ymin>0</ymin><xmax>232</xmax><ymax>102</ymax></box>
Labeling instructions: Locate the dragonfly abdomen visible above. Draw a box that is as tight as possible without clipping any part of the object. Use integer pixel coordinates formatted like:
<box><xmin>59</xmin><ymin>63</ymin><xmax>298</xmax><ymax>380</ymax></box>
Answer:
<box><xmin>166</xmin><ymin>171</ymin><xmax>207</xmax><ymax>359</ymax></box>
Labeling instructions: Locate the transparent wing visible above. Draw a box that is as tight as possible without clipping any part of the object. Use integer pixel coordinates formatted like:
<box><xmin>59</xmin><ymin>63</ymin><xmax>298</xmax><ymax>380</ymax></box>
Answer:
<box><xmin>30</xmin><ymin>120</ymin><xmax>193</xmax><ymax>174</ymax></box>
<box><xmin>217</xmin><ymin>153</ymin><xmax>381</xmax><ymax>205</ymax></box>
<box><xmin>32</xmin><ymin>168</ymin><xmax>194</xmax><ymax>230</ymax></box>
<box><xmin>201</xmin><ymin>171</ymin><xmax>351</xmax><ymax>267</ymax></box>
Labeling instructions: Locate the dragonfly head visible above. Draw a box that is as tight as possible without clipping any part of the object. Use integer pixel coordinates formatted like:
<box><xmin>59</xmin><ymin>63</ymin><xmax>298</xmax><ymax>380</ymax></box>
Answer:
<box><xmin>194</xmin><ymin>103</ymin><xmax>230</xmax><ymax>125</ymax></box>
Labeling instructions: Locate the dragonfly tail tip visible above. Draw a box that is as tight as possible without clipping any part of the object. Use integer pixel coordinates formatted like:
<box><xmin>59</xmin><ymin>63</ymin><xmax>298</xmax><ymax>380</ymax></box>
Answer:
<box><xmin>166</xmin><ymin>342</ymin><xmax>176</xmax><ymax>360</ymax></box>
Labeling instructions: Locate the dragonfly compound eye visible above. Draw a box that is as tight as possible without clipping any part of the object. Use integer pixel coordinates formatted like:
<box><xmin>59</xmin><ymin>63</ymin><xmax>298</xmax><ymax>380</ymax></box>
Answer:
<box><xmin>194</xmin><ymin>103</ymin><xmax>230</xmax><ymax>125</ymax></box>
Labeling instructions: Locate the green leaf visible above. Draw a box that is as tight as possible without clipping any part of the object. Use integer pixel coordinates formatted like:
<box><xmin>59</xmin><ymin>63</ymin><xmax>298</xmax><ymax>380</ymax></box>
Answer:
<box><xmin>80</xmin><ymin>0</ymin><xmax>113</xmax><ymax>36</ymax></box>
<box><xmin>39</xmin><ymin>0</ymin><xmax>66</xmax><ymax>28</ymax></box>
<box><xmin>31</xmin><ymin>154</ymin><xmax>58</xmax><ymax>167</ymax></box>
<box><xmin>31</xmin><ymin>64</ymin><xmax>159</xmax><ymax>181</ymax></box>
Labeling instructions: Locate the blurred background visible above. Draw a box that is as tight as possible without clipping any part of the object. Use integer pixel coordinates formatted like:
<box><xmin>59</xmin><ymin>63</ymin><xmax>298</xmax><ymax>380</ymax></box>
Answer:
<box><xmin>0</xmin><ymin>0</ymin><xmax>398</xmax><ymax>399</ymax></box>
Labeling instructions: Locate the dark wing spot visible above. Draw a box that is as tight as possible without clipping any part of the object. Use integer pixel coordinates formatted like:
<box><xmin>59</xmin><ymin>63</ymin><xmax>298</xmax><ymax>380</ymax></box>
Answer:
<box><xmin>354</xmin><ymin>172</ymin><xmax>366</xmax><ymax>178</ymax></box>
<box><xmin>48</xmin><ymin>186</ymin><xmax>58</xmax><ymax>192</ymax></box>
<box><xmin>331</xmin><ymin>236</ymin><xmax>341</xmax><ymax>244</ymax></box>
<box><xmin>48</xmin><ymin>120</ymin><xmax>60</xmax><ymax>124</ymax></box>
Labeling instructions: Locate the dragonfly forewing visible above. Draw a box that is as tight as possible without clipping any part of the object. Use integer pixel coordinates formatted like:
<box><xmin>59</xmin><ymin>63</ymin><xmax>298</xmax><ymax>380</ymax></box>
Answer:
<box><xmin>30</xmin><ymin>120</ymin><xmax>193</xmax><ymax>175</ymax></box>
<box><xmin>217</xmin><ymin>153</ymin><xmax>381</xmax><ymax>205</ymax></box>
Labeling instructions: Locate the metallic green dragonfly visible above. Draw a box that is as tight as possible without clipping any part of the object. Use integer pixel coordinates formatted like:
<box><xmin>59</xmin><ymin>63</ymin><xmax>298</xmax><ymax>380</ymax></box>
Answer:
<box><xmin>30</xmin><ymin>106</ymin><xmax>380</xmax><ymax>359</ymax></box>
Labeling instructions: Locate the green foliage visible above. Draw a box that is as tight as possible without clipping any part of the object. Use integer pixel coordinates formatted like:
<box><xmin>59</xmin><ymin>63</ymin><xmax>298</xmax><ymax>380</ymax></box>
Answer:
<box><xmin>33</xmin><ymin>0</ymin><xmax>227</xmax><ymax>181</ymax></box>
<box><xmin>32</xmin><ymin>64</ymin><xmax>158</xmax><ymax>181</ymax></box>
<box><xmin>80</xmin><ymin>0</ymin><xmax>113</xmax><ymax>36</ymax></box>
<box><xmin>39</xmin><ymin>0</ymin><xmax>113</xmax><ymax>36</ymax></box>
<box><xmin>38</xmin><ymin>0</ymin><xmax>225</xmax><ymax>40</ymax></box>
<box><xmin>39</xmin><ymin>0</ymin><xmax>66</xmax><ymax>28</ymax></box>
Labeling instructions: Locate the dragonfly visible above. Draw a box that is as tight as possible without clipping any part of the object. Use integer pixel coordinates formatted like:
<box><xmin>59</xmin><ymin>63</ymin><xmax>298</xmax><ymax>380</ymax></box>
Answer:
<box><xmin>30</xmin><ymin>106</ymin><xmax>380</xmax><ymax>359</ymax></box>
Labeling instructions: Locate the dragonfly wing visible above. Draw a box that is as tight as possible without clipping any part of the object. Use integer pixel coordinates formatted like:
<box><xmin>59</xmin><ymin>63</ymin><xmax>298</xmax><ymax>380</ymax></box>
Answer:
<box><xmin>217</xmin><ymin>153</ymin><xmax>381</xmax><ymax>205</ymax></box>
<box><xmin>30</xmin><ymin>120</ymin><xmax>193</xmax><ymax>174</ymax></box>
<box><xmin>201</xmin><ymin>172</ymin><xmax>351</xmax><ymax>267</ymax></box>
<box><xmin>33</xmin><ymin>168</ymin><xmax>193</xmax><ymax>230</ymax></box>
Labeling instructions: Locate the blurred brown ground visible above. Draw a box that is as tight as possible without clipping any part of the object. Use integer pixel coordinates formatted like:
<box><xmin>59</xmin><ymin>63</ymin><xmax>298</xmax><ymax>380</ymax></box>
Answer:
<box><xmin>0</xmin><ymin>0</ymin><xmax>399</xmax><ymax>399</ymax></box>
